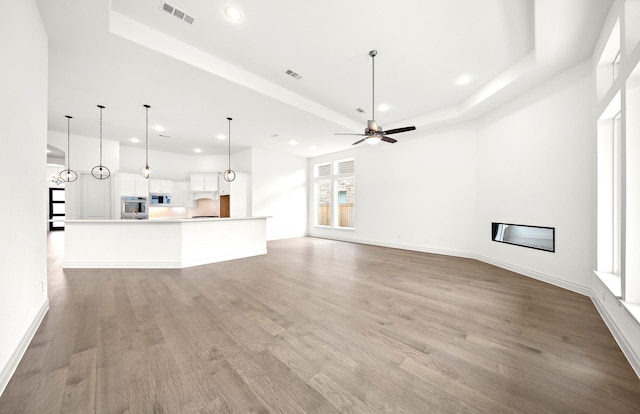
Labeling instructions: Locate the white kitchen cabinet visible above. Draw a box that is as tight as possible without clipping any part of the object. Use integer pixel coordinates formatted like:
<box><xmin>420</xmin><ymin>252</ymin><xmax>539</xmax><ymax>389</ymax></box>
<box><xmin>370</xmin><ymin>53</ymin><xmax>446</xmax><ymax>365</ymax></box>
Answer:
<box><xmin>218</xmin><ymin>173</ymin><xmax>230</xmax><ymax>195</ymax></box>
<box><xmin>119</xmin><ymin>172</ymin><xmax>149</xmax><ymax>197</ymax></box>
<box><xmin>230</xmin><ymin>172</ymin><xmax>251</xmax><ymax>217</ymax></box>
<box><xmin>149</xmin><ymin>178</ymin><xmax>172</xmax><ymax>194</ymax></box>
<box><xmin>171</xmin><ymin>181</ymin><xmax>193</xmax><ymax>207</ymax></box>
<box><xmin>81</xmin><ymin>173</ymin><xmax>111</xmax><ymax>219</ymax></box>
<box><xmin>190</xmin><ymin>173</ymin><xmax>217</xmax><ymax>191</ymax></box>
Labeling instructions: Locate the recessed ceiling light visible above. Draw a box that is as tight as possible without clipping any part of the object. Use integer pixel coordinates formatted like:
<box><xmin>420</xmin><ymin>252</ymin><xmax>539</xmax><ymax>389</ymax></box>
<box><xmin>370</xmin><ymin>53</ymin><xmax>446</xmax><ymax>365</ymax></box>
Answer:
<box><xmin>377</xmin><ymin>104</ymin><xmax>391</xmax><ymax>112</ymax></box>
<box><xmin>224</xmin><ymin>7</ymin><xmax>242</xmax><ymax>22</ymax></box>
<box><xmin>455</xmin><ymin>74</ymin><xmax>472</xmax><ymax>85</ymax></box>
<box><xmin>194</xmin><ymin>148</ymin><xmax>202</xmax><ymax>153</ymax></box>
<box><xmin>217</xmin><ymin>134</ymin><xmax>226</xmax><ymax>140</ymax></box>
<box><xmin>153</xmin><ymin>125</ymin><xmax>165</xmax><ymax>132</ymax></box>
<box><xmin>129</xmin><ymin>137</ymin><xmax>141</xmax><ymax>143</ymax></box>
<box><xmin>289</xmin><ymin>140</ymin><xmax>297</xmax><ymax>146</ymax></box>
<box><xmin>309</xmin><ymin>145</ymin><xmax>317</xmax><ymax>151</ymax></box>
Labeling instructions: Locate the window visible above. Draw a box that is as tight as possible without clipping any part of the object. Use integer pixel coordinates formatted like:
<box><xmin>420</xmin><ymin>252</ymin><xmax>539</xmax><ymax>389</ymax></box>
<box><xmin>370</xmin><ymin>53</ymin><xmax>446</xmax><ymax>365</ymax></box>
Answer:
<box><xmin>613</xmin><ymin>50</ymin><xmax>621</xmax><ymax>79</ymax></box>
<box><xmin>612</xmin><ymin>112</ymin><xmax>622</xmax><ymax>276</ymax></box>
<box><xmin>316</xmin><ymin>179</ymin><xmax>332</xmax><ymax>226</ymax></box>
<box><xmin>314</xmin><ymin>158</ymin><xmax>355</xmax><ymax>229</ymax></box>
<box><xmin>335</xmin><ymin>176</ymin><xmax>355</xmax><ymax>228</ymax></box>
<box><xmin>49</xmin><ymin>188</ymin><xmax>65</xmax><ymax>231</ymax></box>
<box><xmin>492</xmin><ymin>222</ymin><xmax>555</xmax><ymax>252</ymax></box>
<box><xmin>314</xmin><ymin>163</ymin><xmax>332</xmax><ymax>226</ymax></box>
<box><xmin>596</xmin><ymin>96</ymin><xmax>622</xmax><ymax>297</ymax></box>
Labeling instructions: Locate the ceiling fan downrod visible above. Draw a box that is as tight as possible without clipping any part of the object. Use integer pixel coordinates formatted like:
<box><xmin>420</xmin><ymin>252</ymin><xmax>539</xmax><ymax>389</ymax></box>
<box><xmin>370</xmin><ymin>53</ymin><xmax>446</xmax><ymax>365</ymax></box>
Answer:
<box><xmin>370</xmin><ymin>50</ymin><xmax>377</xmax><ymax>125</ymax></box>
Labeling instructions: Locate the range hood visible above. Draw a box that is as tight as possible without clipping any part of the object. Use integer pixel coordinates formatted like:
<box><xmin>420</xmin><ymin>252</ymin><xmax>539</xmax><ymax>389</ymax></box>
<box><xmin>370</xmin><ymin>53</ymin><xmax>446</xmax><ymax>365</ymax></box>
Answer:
<box><xmin>193</xmin><ymin>191</ymin><xmax>218</xmax><ymax>201</ymax></box>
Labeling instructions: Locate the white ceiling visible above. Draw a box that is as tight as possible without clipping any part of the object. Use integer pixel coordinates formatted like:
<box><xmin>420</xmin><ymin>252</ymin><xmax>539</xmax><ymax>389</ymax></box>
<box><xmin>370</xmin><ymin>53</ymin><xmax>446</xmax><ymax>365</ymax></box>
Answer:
<box><xmin>36</xmin><ymin>0</ymin><xmax>611</xmax><ymax>158</ymax></box>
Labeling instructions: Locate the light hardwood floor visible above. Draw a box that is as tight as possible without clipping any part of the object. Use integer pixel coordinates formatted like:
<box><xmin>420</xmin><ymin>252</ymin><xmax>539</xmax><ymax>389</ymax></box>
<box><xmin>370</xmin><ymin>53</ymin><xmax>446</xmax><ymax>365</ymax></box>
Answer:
<box><xmin>1</xmin><ymin>233</ymin><xmax>640</xmax><ymax>413</ymax></box>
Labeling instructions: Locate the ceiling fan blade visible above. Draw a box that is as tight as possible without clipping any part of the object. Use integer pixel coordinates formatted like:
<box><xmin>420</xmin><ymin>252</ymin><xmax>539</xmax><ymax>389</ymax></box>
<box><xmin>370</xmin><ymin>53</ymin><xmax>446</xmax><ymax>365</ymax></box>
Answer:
<box><xmin>352</xmin><ymin>138</ymin><xmax>366</xmax><ymax>145</ymax></box>
<box><xmin>383</xmin><ymin>126</ymin><xmax>416</xmax><ymax>135</ymax></box>
<box><xmin>381</xmin><ymin>136</ymin><xmax>397</xmax><ymax>143</ymax></box>
<box><xmin>335</xmin><ymin>133</ymin><xmax>366</xmax><ymax>136</ymax></box>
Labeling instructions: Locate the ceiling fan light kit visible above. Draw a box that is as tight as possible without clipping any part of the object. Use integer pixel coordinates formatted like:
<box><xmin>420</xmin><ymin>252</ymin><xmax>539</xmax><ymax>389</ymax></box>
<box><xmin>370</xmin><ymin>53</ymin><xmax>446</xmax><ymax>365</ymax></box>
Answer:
<box><xmin>335</xmin><ymin>50</ymin><xmax>416</xmax><ymax>146</ymax></box>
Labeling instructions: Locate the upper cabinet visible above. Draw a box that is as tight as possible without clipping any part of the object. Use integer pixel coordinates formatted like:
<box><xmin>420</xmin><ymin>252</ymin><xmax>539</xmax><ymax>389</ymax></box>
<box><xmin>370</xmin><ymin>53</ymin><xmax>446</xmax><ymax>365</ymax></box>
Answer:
<box><xmin>190</xmin><ymin>173</ymin><xmax>217</xmax><ymax>192</ymax></box>
<box><xmin>149</xmin><ymin>179</ymin><xmax>172</xmax><ymax>194</ymax></box>
<box><xmin>171</xmin><ymin>181</ymin><xmax>193</xmax><ymax>208</ymax></box>
<box><xmin>119</xmin><ymin>172</ymin><xmax>149</xmax><ymax>197</ymax></box>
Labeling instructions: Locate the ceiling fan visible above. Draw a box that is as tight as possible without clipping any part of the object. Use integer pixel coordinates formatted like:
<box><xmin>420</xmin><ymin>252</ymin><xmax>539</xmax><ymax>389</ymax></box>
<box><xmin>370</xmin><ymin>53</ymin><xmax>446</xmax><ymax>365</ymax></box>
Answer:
<box><xmin>335</xmin><ymin>50</ymin><xmax>416</xmax><ymax>145</ymax></box>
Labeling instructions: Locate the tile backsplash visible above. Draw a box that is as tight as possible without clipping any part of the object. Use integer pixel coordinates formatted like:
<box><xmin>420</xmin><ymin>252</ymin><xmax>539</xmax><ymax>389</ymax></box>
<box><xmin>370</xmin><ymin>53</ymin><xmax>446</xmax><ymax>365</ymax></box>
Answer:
<box><xmin>149</xmin><ymin>199</ymin><xmax>219</xmax><ymax>219</ymax></box>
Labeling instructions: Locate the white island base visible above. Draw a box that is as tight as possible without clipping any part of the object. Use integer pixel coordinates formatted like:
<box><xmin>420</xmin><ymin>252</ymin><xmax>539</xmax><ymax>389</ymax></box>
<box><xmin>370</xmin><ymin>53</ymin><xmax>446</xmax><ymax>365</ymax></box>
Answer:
<box><xmin>63</xmin><ymin>217</ymin><xmax>267</xmax><ymax>269</ymax></box>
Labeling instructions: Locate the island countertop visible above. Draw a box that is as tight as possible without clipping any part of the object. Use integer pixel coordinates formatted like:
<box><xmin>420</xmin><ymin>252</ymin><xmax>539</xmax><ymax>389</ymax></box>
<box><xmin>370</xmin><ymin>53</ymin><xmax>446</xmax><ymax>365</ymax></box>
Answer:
<box><xmin>65</xmin><ymin>216</ymin><xmax>269</xmax><ymax>223</ymax></box>
<box><xmin>63</xmin><ymin>216</ymin><xmax>268</xmax><ymax>269</ymax></box>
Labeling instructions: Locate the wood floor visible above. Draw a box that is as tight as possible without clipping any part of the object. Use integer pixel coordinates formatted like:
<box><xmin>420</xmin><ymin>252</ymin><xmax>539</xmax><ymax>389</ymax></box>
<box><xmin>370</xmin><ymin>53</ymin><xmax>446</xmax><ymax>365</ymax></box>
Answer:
<box><xmin>1</xmin><ymin>234</ymin><xmax>640</xmax><ymax>413</ymax></box>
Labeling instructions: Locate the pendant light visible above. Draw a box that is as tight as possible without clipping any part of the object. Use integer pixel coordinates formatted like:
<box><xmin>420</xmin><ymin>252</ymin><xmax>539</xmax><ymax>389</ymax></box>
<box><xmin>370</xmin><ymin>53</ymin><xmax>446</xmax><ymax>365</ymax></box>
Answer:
<box><xmin>140</xmin><ymin>104</ymin><xmax>151</xmax><ymax>179</ymax></box>
<box><xmin>223</xmin><ymin>117</ymin><xmax>236</xmax><ymax>182</ymax></box>
<box><xmin>58</xmin><ymin>115</ymin><xmax>78</xmax><ymax>183</ymax></box>
<box><xmin>91</xmin><ymin>105</ymin><xmax>111</xmax><ymax>180</ymax></box>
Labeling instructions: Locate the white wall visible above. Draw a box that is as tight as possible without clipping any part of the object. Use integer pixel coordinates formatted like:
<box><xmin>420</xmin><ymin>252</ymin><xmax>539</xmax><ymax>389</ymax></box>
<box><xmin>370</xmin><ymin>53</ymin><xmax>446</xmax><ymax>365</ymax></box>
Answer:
<box><xmin>118</xmin><ymin>146</ymin><xmax>231</xmax><ymax>180</ymax></box>
<box><xmin>309</xmin><ymin>127</ymin><xmax>478</xmax><ymax>256</ymax></box>
<box><xmin>251</xmin><ymin>148</ymin><xmax>308</xmax><ymax>239</ymax></box>
<box><xmin>230</xmin><ymin>171</ymin><xmax>252</xmax><ymax>217</ymax></box>
<box><xmin>475</xmin><ymin>61</ymin><xmax>594</xmax><ymax>294</ymax></box>
<box><xmin>48</xmin><ymin>131</ymin><xmax>120</xmax><ymax>173</ymax></box>
<box><xmin>0</xmin><ymin>0</ymin><xmax>49</xmax><ymax>396</ymax></box>
<box><xmin>309</xmin><ymin>60</ymin><xmax>594</xmax><ymax>296</ymax></box>
<box><xmin>48</xmin><ymin>133</ymin><xmax>238</xmax><ymax>182</ymax></box>
<box><xmin>233</xmin><ymin>147</ymin><xmax>253</xmax><ymax>173</ymax></box>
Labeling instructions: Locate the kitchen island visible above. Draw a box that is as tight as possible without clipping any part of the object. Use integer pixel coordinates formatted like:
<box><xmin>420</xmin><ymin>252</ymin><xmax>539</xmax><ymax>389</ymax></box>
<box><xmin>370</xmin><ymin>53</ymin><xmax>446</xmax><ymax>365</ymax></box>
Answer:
<box><xmin>63</xmin><ymin>217</ymin><xmax>268</xmax><ymax>269</ymax></box>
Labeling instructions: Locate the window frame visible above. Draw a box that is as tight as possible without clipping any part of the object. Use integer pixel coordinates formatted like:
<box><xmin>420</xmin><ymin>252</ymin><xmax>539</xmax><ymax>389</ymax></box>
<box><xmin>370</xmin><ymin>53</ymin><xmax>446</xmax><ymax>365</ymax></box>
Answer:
<box><xmin>313</xmin><ymin>158</ymin><xmax>355</xmax><ymax>230</ymax></box>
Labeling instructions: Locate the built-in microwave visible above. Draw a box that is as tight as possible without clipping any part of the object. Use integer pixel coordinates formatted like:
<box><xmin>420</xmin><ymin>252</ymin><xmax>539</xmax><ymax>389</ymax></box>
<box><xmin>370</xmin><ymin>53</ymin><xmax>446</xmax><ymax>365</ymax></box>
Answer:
<box><xmin>150</xmin><ymin>194</ymin><xmax>172</xmax><ymax>206</ymax></box>
<box><xmin>121</xmin><ymin>196</ymin><xmax>148</xmax><ymax>219</ymax></box>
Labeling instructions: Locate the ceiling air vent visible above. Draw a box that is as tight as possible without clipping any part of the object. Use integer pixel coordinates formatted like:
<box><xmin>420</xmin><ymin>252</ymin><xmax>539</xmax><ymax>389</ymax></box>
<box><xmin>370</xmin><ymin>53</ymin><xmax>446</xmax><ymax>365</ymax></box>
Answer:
<box><xmin>161</xmin><ymin>1</ymin><xmax>195</xmax><ymax>25</ymax></box>
<box><xmin>162</xmin><ymin>3</ymin><xmax>174</xmax><ymax>13</ymax></box>
<box><xmin>284</xmin><ymin>69</ymin><xmax>303</xmax><ymax>80</ymax></box>
<box><xmin>355</xmin><ymin>108</ymin><xmax>366</xmax><ymax>113</ymax></box>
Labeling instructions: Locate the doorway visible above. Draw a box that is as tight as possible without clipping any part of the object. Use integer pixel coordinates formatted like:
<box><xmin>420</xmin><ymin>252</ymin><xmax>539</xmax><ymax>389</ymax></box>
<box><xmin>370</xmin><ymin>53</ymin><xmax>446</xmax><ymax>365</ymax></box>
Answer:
<box><xmin>220</xmin><ymin>195</ymin><xmax>230</xmax><ymax>218</ymax></box>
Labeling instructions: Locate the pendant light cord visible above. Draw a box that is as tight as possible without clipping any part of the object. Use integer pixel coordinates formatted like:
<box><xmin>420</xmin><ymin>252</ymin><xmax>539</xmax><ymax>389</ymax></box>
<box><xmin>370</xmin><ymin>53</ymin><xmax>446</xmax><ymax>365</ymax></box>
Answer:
<box><xmin>98</xmin><ymin>105</ymin><xmax>104</xmax><ymax>165</ymax></box>
<box><xmin>145</xmin><ymin>105</ymin><xmax>150</xmax><ymax>167</ymax></box>
<box><xmin>91</xmin><ymin>105</ymin><xmax>110</xmax><ymax>180</ymax></box>
<box><xmin>227</xmin><ymin>117</ymin><xmax>232</xmax><ymax>171</ymax></box>
<box><xmin>371</xmin><ymin>52</ymin><xmax>375</xmax><ymax>122</ymax></box>
<box><xmin>66</xmin><ymin>116</ymin><xmax>72</xmax><ymax>170</ymax></box>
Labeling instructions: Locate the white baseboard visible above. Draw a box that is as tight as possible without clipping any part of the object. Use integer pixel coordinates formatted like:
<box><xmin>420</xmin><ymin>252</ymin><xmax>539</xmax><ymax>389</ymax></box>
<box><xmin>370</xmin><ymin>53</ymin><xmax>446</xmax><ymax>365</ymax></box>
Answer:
<box><xmin>63</xmin><ymin>260</ymin><xmax>183</xmax><ymax>269</ymax></box>
<box><xmin>63</xmin><ymin>248</ymin><xmax>268</xmax><ymax>269</ymax></box>
<box><xmin>472</xmin><ymin>254</ymin><xmax>591</xmax><ymax>296</ymax></box>
<box><xmin>309</xmin><ymin>234</ymin><xmax>591</xmax><ymax>296</ymax></box>
<box><xmin>591</xmin><ymin>277</ymin><xmax>640</xmax><ymax>378</ymax></box>
<box><xmin>0</xmin><ymin>299</ymin><xmax>49</xmax><ymax>397</ymax></box>
<box><xmin>309</xmin><ymin>233</ymin><xmax>477</xmax><ymax>260</ymax></box>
